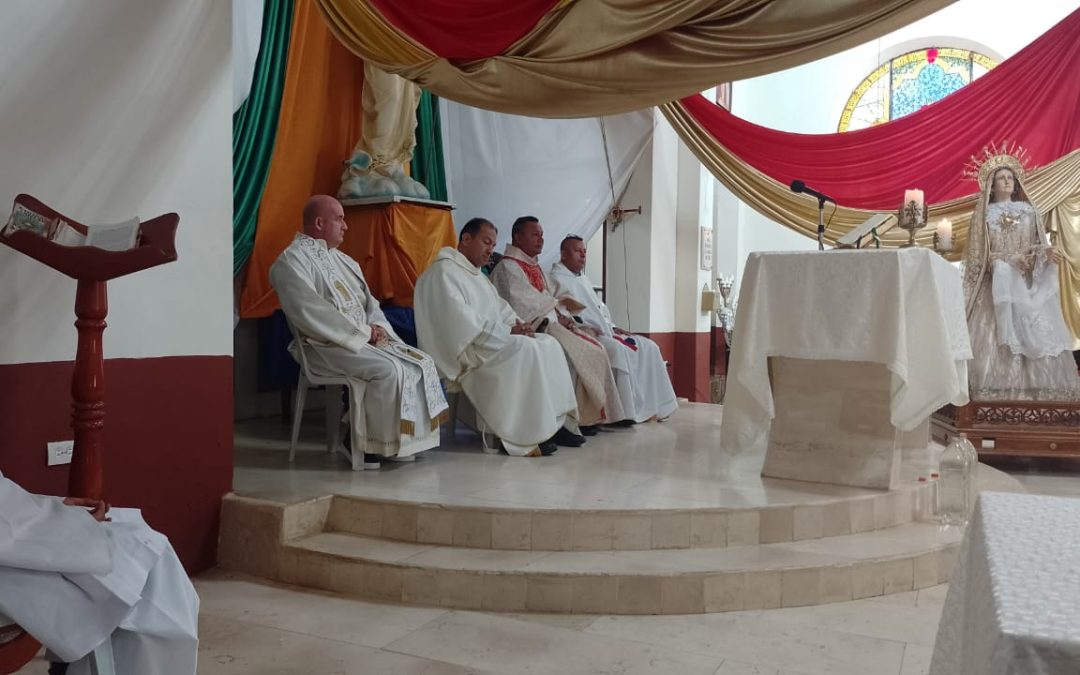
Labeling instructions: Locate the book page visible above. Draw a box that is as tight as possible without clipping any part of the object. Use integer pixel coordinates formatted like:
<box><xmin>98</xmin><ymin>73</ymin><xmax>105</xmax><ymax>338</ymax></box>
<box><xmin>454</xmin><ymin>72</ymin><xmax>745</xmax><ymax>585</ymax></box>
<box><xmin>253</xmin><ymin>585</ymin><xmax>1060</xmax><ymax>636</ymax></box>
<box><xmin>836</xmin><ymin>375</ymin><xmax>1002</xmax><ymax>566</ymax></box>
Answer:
<box><xmin>50</xmin><ymin>220</ymin><xmax>87</xmax><ymax>246</ymax></box>
<box><xmin>85</xmin><ymin>217</ymin><xmax>140</xmax><ymax>251</ymax></box>
<box><xmin>3</xmin><ymin>203</ymin><xmax>52</xmax><ymax>237</ymax></box>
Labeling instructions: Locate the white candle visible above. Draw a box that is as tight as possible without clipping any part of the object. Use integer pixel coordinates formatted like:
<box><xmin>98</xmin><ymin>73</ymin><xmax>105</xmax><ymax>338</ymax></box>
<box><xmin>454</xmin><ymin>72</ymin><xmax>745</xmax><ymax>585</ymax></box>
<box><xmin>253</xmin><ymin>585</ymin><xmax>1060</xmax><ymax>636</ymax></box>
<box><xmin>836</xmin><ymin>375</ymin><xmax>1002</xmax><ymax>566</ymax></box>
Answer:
<box><xmin>936</xmin><ymin>218</ymin><xmax>953</xmax><ymax>251</ymax></box>
<box><xmin>904</xmin><ymin>189</ymin><xmax>925</xmax><ymax>210</ymax></box>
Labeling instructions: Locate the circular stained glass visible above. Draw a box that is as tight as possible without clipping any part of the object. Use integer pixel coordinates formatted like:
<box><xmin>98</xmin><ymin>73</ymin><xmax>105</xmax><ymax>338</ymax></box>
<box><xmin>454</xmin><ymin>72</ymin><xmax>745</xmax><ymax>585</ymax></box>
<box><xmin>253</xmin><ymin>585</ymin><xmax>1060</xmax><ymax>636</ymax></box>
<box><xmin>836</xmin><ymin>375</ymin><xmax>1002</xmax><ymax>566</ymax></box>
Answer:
<box><xmin>838</xmin><ymin>47</ymin><xmax>998</xmax><ymax>132</ymax></box>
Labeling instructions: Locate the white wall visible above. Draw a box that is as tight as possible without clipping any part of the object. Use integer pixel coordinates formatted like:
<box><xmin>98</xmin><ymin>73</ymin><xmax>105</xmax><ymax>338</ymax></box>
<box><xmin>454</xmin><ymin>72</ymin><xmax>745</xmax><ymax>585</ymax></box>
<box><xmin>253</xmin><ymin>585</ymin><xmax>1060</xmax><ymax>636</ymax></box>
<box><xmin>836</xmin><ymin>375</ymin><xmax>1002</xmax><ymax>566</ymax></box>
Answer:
<box><xmin>0</xmin><ymin>0</ymin><xmax>233</xmax><ymax>364</ymax></box>
<box><xmin>716</xmin><ymin>0</ymin><xmax>1074</xmax><ymax>295</ymax></box>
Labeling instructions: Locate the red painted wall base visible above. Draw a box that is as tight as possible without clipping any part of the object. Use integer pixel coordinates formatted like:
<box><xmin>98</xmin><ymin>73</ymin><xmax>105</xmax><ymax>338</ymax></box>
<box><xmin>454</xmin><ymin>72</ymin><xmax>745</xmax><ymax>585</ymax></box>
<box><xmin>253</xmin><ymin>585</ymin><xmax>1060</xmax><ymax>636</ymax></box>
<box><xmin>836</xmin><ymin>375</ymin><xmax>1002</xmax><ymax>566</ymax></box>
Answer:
<box><xmin>0</xmin><ymin>355</ymin><xmax>233</xmax><ymax>573</ymax></box>
<box><xmin>641</xmin><ymin>331</ymin><xmax>713</xmax><ymax>403</ymax></box>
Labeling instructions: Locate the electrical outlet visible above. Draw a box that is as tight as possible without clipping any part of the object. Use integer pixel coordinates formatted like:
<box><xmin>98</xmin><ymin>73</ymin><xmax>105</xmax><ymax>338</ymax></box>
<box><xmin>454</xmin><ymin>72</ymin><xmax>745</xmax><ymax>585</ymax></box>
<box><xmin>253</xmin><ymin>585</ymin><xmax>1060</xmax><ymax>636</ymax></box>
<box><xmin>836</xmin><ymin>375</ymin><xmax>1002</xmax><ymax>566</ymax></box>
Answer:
<box><xmin>47</xmin><ymin>440</ymin><xmax>74</xmax><ymax>466</ymax></box>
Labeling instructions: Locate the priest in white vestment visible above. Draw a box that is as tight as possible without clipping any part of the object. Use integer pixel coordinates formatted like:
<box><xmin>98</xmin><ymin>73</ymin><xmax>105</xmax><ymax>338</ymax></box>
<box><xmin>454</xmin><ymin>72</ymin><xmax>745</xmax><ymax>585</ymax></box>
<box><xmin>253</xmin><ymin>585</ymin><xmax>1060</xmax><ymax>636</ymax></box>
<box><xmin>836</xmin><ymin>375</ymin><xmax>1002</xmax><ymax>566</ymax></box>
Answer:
<box><xmin>270</xmin><ymin>195</ymin><xmax>447</xmax><ymax>469</ymax></box>
<box><xmin>0</xmin><ymin>472</ymin><xmax>199</xmax><ymax>675</ymax></box>
<box><xmin>550</xmin><ymin>236</ymin><xmax>679</xmax><ymax>423</ymax></box>
<box><xmin>414</xmin><ymin>218</ymin><xmax>580</xmax><ymax>456</ymax></box>
<box><xmin>490</xmin><ymin>216</ymin><xmax>626</xmax><ymax>431</ymax></box>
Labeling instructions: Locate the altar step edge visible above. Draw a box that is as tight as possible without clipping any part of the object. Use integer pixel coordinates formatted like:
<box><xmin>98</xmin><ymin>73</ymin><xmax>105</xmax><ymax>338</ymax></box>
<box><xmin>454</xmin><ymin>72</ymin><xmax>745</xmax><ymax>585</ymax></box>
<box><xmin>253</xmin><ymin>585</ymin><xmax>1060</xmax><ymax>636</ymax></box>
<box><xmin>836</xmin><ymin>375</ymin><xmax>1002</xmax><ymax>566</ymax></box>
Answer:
<box><xmin>280</xmin><ymin>484</ymin><xmax>937</xmax><ymax>553</ymax></box>
<box><xmin>218</xmin><ymin>496</ymin><xmax>958</xmax><ymax>615</ymax></box>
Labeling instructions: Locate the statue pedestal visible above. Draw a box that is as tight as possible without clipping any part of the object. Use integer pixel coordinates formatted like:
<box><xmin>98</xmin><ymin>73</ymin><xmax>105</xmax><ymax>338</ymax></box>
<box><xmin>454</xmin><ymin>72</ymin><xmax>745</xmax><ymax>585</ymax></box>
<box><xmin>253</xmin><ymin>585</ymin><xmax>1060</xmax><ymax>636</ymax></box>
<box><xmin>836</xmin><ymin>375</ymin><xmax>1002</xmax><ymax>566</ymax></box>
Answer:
<box><xmin>932</xmin><ymin>401</ymin><xmax>1080</xmax><ymax>459</ymax></box>
<box><xmin>339</xmin><ymin>197</ymin><xmax>456</xmax><ymax>307</ymax></box>
<box><xmin>762</xmin><ymin>358</ymin><xmax>928</xmax><ymax>490</ymax></box>
<box><xmin>1</xmin><ymin>194</ymin><xmax>178</xmax><ymax>500</ymax></box>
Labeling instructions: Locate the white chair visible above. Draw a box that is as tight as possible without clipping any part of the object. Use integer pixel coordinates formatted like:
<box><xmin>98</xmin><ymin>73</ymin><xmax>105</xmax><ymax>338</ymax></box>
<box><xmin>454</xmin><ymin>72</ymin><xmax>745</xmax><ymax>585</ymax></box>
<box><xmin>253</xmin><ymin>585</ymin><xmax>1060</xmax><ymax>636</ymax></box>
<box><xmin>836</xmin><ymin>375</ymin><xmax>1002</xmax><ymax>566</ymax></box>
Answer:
<box><xmin>442</xmin><ymin>381</ymin><xmax>500</xmax><ymax>454</ymax></box>
<box><xmin>286</xmin><ymin>322</ymin><xmax>366</xmax><ymax>471</ymax></box>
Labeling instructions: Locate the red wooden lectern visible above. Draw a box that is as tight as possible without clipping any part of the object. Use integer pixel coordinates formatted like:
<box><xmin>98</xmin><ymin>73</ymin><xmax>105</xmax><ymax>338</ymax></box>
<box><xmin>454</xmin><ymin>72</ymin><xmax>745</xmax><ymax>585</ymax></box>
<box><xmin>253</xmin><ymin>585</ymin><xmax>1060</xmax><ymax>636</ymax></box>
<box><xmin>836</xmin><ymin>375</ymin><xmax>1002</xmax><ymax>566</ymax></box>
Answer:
<box><xmin>0</xmin><ymin>194</ymin><xmax>178</xmax><ymax>500</ymax></box>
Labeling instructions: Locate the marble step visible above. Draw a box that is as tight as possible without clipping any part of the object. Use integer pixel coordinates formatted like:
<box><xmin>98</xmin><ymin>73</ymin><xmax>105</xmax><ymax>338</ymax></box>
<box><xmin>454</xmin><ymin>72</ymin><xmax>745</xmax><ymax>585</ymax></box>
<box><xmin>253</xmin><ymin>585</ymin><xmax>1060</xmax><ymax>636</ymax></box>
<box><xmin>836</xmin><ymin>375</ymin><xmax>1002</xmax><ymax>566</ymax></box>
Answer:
<box><xmin>267</xmin><ymin>521</ymin><xmax>959</xmax><ymax>615</ymax></box>
<box><xmin>321</xmin><ymin>483</ymin><xmax>937</xmax><ymax>551</ymax></box>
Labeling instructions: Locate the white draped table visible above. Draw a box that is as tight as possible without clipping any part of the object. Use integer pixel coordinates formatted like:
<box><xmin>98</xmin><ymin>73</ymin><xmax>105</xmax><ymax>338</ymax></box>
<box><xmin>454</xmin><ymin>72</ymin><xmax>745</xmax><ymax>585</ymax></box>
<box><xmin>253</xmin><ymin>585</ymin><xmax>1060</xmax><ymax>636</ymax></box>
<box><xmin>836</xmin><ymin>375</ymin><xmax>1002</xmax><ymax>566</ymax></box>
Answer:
<box><xmin>719</xmin><ymin>249</ymin><xmax>972</xmax><ymax>488</ymax></box>
<box><xmin>930</xmin><ymin>492</ymin><xmax>1080</xmax><ymax>675</ymax></box>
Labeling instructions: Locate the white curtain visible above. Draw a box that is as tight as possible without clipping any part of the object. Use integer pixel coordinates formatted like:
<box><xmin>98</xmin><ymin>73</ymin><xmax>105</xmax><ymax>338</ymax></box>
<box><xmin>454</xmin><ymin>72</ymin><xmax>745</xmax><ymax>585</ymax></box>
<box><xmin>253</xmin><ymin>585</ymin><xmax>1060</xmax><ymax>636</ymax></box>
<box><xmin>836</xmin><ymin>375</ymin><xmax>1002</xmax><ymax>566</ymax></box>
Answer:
<box><xmin>0</xmin><ymin>0</ymin><xmax>233</xmax><ymax>364</ymax></box>
<box><xmin>441</xmin><ymin>101</ymin><xmax>653</xmax><ymax>269</ymax></box>
<box><xmin>232</xmin><ymin>0</ymin><xmax>264</xmax><ymax>112</ymax></box>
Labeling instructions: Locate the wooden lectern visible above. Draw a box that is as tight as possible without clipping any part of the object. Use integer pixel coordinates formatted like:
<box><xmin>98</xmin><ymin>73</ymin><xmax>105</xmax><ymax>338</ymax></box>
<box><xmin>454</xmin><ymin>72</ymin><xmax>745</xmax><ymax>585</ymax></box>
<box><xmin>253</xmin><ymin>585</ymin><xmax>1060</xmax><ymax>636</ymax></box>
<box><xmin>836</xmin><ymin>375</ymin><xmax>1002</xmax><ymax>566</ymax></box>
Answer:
<box><xmin>0</xmin><ymin>194</ymin><xmax>178</xmax><ymax>500</ymax></box>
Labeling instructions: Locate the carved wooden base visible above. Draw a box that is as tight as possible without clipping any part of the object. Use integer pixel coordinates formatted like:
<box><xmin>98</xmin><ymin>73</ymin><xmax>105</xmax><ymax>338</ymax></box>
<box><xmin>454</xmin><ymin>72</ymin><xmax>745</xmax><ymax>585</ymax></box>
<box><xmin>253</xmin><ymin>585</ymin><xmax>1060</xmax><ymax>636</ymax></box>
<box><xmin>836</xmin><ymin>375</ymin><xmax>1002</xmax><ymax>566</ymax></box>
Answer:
<box><xmin>932</xmin><ymin>400</ymin><xmax>1080</xmax><ymax>459</ymax></box>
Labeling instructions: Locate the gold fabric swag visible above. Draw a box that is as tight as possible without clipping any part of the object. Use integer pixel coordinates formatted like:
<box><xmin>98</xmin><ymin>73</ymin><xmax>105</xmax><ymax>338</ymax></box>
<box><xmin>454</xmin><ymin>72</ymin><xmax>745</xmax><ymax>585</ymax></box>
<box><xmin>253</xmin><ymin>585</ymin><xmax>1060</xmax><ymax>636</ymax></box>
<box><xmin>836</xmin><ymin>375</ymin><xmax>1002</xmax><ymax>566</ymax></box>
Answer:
<box><xmin>315</xmin><ymin>0</ymin><xmax>957</xmax><ymax>118</ymax></box>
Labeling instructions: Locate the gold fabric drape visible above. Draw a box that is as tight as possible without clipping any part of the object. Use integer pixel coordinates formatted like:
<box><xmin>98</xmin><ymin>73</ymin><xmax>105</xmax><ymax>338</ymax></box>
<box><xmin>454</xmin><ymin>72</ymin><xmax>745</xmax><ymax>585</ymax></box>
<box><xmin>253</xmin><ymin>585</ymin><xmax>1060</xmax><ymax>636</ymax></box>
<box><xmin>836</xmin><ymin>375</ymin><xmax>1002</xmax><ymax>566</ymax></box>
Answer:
<box><xmin>1047</xmin><ymin>193</ymin><xmax>1080</xmax><ymax>346</ymax></box>
<box><xmin>661</xmin><ymin>101</ymin><xmax>1080</xmax><ymax>341</ymax></box>
<box><xmin>315</xmin><ymin>0</ymin><xmax>957</xmax><ymax>117</ymax></box>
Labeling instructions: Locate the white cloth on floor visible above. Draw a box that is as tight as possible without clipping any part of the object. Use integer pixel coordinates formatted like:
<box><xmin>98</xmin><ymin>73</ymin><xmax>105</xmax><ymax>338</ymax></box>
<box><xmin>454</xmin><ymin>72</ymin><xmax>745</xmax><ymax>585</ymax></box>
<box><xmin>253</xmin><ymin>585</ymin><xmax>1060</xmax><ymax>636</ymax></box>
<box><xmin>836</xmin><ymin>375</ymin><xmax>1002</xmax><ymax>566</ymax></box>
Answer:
<box><xmin>415</xmin><ymin>247</ymin><xmax>578</xmax><ymax>454</ymax></box>
<box><xmin>270</xmin><ymin>233</ymin><xmax>447</xmax><ymax>457</ymax></box>
<box><xmin>0</xmin><ymin>473</ymin><xmax>199</xmax><ymax>674</ymax></box>
<box><xmin>720</xmin><ymin>248</ymin><xmax>971</xmax><ymax>457</ymax></box>
<box><xmin>549</xmin><ymin>262</ymin><xmax>678</xmax><ymax>422</ymax></box>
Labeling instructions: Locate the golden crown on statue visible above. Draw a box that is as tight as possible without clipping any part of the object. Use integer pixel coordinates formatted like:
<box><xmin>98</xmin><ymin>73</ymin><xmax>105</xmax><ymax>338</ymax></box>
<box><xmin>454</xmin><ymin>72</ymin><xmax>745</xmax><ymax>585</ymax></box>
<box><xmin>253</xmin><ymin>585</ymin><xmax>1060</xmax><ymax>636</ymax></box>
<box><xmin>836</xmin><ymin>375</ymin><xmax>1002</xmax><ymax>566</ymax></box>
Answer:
<box><xmin>963</xmin><ymin>140</ymin><xmax>1030</xmax><ymax>185</ymax></box>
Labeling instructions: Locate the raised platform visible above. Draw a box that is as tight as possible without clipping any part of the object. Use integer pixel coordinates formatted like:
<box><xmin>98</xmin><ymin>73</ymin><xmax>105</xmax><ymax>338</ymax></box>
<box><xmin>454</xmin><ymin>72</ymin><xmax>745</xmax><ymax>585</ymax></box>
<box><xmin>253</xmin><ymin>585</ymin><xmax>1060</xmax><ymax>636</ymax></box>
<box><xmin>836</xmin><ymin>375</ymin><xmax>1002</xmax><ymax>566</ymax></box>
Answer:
<box><xmin>222</xmin><ymin>404</ymin><xmax>1023</xmax><ymax>614</ymax></box>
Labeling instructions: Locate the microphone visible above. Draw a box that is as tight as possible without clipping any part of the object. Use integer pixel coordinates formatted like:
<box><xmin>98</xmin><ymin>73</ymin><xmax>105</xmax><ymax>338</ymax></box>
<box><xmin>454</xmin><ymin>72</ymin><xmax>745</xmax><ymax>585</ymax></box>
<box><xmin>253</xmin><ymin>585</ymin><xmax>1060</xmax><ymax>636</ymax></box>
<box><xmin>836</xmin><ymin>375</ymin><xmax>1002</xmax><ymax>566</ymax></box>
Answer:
<box><xmin>790</xmin><ymin>180</ymin><xmax>835</xmax><ymax>204</ymax></box>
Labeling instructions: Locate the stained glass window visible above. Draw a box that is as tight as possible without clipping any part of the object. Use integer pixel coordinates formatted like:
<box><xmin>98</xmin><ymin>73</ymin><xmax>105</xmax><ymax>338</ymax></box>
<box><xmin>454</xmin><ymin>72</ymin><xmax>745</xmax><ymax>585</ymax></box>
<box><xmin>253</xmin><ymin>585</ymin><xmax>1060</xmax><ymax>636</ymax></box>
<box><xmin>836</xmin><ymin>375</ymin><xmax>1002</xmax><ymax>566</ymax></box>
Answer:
<box><xmin>838</xmin><ymin>48</ymin><xmax>997</xmax><ymax>132</ymax></box>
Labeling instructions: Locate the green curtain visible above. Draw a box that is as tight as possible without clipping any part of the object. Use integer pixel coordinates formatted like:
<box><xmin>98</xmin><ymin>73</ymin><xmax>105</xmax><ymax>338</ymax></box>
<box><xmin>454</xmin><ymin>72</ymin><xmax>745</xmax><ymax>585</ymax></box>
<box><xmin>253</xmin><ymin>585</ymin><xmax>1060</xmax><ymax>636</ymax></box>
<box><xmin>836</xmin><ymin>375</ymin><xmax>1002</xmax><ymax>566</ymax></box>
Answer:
<box><xmin>411</xmin><ymin>90</ymin><xmax>447</xmax><ymax>202</ymax></box>
<box><xmin>233</xmin><ymin>0</ymin><xmax>294</xmax><ymax>276</ymax></box>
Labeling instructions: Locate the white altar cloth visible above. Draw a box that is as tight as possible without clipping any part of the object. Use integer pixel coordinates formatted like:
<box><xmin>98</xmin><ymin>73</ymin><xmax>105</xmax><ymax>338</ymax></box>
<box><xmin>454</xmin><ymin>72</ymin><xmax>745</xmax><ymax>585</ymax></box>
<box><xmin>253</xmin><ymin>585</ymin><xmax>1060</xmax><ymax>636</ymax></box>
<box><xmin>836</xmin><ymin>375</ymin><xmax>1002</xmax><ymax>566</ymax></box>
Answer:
<box><xmin>719</xmin><ymin>248</ymin><xmax>971</xmax><ymax>457</ymax></box>
<box><xmin>930</xmin><ymin>492</ymin><xmax>1080</xmax><ymax>675</ymax></box>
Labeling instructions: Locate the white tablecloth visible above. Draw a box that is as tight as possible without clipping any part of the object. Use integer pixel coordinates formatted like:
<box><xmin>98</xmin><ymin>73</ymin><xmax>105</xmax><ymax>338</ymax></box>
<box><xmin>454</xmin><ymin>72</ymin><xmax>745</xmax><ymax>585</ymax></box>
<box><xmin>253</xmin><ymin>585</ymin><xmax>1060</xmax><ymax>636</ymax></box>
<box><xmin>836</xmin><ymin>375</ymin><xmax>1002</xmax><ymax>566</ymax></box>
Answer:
<box><xmin>719</xmin><ymin>248</ymin><xmax>971</xmax><ymax>456</ymax></box>
<box><xmin>930</xmin><ymin>492</ymin><xmax>1080</xmax><ymax>675</ymax></box>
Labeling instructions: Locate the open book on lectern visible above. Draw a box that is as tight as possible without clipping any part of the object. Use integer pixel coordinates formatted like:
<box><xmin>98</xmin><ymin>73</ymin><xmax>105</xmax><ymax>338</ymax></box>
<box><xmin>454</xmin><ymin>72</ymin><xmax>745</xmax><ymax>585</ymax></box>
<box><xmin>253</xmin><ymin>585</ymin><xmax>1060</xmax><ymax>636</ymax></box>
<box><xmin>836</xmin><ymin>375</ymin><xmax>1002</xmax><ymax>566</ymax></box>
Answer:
<box><xmin>4</xmin><ymin>202</ymin><xmax>140</xmax><ymax>251</ymax></box>
<box><xmin>835</xmin><ymin>213</ymin><xmax>897</xmax><ymax>249</ymax></box>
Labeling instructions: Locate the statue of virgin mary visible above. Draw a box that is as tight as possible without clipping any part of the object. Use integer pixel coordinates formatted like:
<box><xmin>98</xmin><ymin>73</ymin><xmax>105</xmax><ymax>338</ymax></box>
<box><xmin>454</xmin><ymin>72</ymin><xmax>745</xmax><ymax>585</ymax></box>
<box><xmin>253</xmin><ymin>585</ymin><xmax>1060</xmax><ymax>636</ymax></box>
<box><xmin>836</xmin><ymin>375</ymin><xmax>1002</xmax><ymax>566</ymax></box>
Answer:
<box><xmin>961</xmin><ymin>146</ymin><xmax>1080</xmax><ymax>401</ymax></box>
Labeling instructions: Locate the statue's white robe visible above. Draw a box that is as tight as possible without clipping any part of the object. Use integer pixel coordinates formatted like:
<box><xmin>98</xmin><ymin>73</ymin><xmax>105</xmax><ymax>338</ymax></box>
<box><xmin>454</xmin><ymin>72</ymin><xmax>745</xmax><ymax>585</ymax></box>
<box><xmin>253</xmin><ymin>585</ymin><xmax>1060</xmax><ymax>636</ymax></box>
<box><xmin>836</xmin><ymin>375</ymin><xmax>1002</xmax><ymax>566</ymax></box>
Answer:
<box><xmin>271</xmin><ymin>234</ymin><xmax>446</xmax><ymax>458</ymax></box>
<box><xmin>550</xmin><ymin>263</ymin><xmax>678</xmax><ymax>422</ymax></box>
<box><xmin>415</xmin><ymin>248</ymin><xmax>577</xmax><ymax>455</ymax></box>
<box><xmin>0</xmin><ymin>473</ymin><xmax>198</xmax><ymax>674</ymax></box>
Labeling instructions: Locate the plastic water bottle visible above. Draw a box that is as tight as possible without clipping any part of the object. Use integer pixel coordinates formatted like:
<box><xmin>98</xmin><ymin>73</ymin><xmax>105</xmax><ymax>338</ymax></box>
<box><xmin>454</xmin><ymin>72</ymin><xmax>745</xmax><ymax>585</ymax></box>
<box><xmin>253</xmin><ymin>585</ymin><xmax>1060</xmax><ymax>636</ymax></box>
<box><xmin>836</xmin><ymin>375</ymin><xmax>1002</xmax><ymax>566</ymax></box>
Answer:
<box><xmin>938</xmin><ymin>436</ymin><xmax>968</xmax><ymax>526</ymax></box>
<box><xmin>957</xmin><ymin>433</ymin><xmax>979</xmax><ymax>515</ymax></box>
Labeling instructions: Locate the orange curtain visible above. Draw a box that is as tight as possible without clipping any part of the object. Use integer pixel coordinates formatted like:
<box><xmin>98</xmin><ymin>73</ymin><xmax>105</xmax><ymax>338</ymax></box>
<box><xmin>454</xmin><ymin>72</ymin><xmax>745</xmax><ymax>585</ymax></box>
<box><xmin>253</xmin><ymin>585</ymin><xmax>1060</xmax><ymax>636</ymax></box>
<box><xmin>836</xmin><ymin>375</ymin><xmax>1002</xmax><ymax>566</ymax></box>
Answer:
<box><xmin>341</xmin><ymin>202</ymin><xmax>457</xmax><ymax>307</ymax></box>
<box><xmin>240</xmin><ymin>0</ymin><xmax>366</xmax><ymax>318</ymax></box>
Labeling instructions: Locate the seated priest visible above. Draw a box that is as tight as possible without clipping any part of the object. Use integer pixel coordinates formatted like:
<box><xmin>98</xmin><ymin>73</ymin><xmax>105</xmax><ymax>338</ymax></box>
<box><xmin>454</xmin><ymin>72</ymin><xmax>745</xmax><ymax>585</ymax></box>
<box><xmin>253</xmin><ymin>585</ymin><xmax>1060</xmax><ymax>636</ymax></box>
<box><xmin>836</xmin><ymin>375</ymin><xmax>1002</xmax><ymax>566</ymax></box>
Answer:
<box><xmin>270</xmin><ymin>195</ymin><xmax>448</xmax><ymax>470</ymax></box>
<box><xmin>490</xmin><ymin>216</ymin><xmax>626</xmax><ymax>434</ymax></box>
<box><xmin>414</xmin><ymin>218</ymin><xmax>581</xmax><ymax>456</ymax></box>
<box><xmin>550</xmin><ymin>236</ymin><xmax>679</xmax><ymax>423</ymax></box>
<box><xmin>0</xmin><ymin>472</ymin><xmax>199</xmax><ymax>675</ymax></box>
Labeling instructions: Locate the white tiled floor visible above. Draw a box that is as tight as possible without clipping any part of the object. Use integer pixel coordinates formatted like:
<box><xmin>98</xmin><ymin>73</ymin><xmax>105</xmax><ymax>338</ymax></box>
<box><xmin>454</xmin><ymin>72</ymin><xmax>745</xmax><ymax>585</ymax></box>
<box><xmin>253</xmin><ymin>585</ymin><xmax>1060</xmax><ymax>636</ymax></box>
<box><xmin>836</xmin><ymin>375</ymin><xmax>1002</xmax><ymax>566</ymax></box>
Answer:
<box><xmin>16</xmin><ymin>405</ymin><xmax>1079</xmax><ymax>674</ymax></box>
<box><xmin>231</xmin><ymin>404</ymin><xmax>941</xmax><ymax>510</ymax></box>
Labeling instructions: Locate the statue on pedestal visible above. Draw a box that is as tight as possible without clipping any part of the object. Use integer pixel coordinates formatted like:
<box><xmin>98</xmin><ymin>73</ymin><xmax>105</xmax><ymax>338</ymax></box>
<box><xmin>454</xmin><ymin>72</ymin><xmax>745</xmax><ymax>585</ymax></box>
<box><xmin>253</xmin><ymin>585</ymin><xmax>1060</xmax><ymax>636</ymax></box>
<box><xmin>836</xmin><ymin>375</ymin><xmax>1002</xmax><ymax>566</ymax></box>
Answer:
<box><xmin>338</xmin><ymin>64</ymin><xmax>430</xmax><ymax>200</ymax></box>
<box><xmin>961</xmin><ymin>143</ymin><xmax>1080</xmax><ymax>401</ymax></box>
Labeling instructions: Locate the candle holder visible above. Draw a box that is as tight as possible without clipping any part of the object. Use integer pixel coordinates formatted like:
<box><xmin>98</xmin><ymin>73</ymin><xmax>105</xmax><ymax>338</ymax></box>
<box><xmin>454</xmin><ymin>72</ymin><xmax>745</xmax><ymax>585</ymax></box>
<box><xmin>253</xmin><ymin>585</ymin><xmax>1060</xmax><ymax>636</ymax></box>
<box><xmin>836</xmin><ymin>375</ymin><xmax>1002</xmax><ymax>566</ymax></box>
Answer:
<box><xmin>897</xmin><ymin>200</ymin><xmax>928</xmax><ymax>248</ymax></box>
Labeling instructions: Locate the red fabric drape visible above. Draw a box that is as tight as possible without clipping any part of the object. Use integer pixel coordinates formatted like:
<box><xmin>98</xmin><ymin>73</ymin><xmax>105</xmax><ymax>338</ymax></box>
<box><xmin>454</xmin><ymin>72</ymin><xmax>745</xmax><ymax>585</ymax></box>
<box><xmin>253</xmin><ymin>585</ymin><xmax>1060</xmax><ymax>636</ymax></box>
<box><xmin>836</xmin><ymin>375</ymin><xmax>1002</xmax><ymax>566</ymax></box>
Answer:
<box><xmin>368</xmin><ymin>0</ymin><xmax>561</xmax><ymax>60</ymax></box>
<box><xmin>683</xmin><ymin>8</ymin><xmax>1080</xmax><ymax>210</ymax></box>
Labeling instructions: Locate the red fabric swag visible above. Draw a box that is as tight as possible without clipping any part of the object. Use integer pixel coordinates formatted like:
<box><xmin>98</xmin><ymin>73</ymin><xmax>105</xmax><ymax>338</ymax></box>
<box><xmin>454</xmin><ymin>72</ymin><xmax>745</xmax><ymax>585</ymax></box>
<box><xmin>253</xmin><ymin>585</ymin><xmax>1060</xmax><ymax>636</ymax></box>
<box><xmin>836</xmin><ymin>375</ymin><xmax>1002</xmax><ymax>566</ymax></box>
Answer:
<box><xmin>682</xmin><ymin>8</ymin><xmax>1080</xmax><ymax>210</ymax></box>
<box><xmin>368</xmin><ymin>0</ymin><xmax>561</xmax><ymax>61</ymax></box>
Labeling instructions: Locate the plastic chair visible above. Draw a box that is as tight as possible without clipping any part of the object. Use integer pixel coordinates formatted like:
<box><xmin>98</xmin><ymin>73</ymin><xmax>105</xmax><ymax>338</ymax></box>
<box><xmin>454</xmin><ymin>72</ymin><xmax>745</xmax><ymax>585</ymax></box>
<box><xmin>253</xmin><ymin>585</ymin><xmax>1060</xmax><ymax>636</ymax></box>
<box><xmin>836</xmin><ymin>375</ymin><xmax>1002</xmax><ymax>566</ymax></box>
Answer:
<box><xmin>442</xmin><ymin>381</ymin><xmax>499</xmax><ymax>454</ymax></box>
<box><xmin>286</xmin><ymin>322</ymin><xmax>366</xmax><ymax>471</ymax></box>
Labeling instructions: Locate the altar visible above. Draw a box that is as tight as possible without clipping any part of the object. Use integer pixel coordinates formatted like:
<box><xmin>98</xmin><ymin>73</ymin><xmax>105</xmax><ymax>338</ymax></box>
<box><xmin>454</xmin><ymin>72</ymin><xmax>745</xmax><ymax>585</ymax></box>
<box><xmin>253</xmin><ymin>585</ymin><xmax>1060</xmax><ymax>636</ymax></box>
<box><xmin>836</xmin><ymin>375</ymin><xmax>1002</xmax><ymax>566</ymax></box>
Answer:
<box><xmin>720</xmin><ymin>248</ymin><xmax>972</xmax><ymax>489</ymax></box>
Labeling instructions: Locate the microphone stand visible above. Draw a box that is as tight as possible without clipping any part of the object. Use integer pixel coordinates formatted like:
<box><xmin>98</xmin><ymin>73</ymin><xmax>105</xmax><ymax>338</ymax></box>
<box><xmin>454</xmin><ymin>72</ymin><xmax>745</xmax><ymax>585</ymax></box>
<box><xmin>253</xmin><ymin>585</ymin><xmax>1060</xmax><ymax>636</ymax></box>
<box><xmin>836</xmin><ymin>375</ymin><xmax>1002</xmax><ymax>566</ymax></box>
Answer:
<box><xmin>816</xmin><ymin>196</ymin><xmax>826</xmax><ymax>251</ymax></box>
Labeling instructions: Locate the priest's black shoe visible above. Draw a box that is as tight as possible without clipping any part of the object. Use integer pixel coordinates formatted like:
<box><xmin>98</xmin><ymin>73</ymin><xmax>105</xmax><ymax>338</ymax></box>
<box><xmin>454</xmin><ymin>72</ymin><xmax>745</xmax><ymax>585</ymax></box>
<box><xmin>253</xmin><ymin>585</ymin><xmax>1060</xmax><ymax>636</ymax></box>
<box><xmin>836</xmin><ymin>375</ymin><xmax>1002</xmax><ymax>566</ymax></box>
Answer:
<box><xmin>607</xmin><ymin>419</ymin><xmax>635</xmax><ymax>428</ymax></box>
<box><xmin>550</xmin><ymin>427</ymin><xmax>586</xmax><ymax>447</ymax></box>
<box><xmin>579</xmin><ymin>425</ymin><xmax>599</xmax><ymax>436</ymax></box>
<box><xmin>539</xmin><ymin>440</ymin><xmax>558</xmax><ymax>456</ymax></box>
